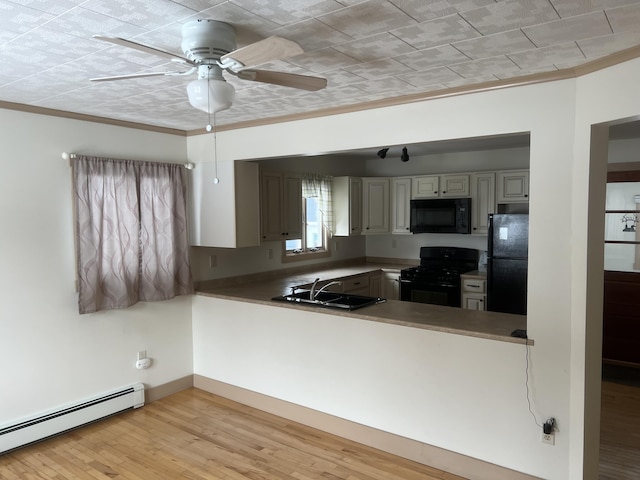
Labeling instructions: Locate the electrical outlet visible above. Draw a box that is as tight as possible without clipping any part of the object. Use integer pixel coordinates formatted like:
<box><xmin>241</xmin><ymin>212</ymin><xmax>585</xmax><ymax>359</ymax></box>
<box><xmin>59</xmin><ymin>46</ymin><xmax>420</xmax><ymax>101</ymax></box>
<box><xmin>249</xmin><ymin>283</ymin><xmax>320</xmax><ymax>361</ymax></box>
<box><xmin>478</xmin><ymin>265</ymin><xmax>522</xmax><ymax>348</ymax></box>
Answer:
<box><xmin>542</xmin><ymin>433</ymin><xmax>555</xmax><ymax>445</ymax></box>
<box><xmin>209</xmin><ymin>255</ymin><xmax>217</xmax><ymax>268</ymax></box>
<box><xmin>137</xmin><ymin>350</ymin><xmax>146</xmax><ymax>361</ymax></box>
<box><xmin>267</xmin><ymin>248</ymin><xmax>273</xmax><ymax>260</ymax></box>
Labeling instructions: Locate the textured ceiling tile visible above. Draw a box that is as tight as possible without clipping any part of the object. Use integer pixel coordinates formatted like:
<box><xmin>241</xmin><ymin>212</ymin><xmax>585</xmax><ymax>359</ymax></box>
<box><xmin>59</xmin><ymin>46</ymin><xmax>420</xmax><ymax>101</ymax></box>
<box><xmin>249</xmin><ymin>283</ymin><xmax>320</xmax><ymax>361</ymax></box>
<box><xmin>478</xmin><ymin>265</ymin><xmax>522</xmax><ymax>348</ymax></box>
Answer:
<box><xmin>460</xmin><ymin>0</ymin><xmax>559</xmax><ymax>36</ymax></box>
<box><xmin>393</xmin><ymin>14</ymin><xmax>480</xmax><ymax>50</ymax></box>
<box><xmin>288</xmin><ymin>47</ymin><xmax>361</xmax><ymax>72</ymax></box>
<box><xmin>9</xmin><ymin>26</ymin><xmax>100</xmax><ymax>60</ymax></box>
<box><xmin>333</xmin><ymin>32</ymin><xmax>416</xmax><ymax>62</ymax></box>
<box><xmin>606</xmin><ymin>2</ymin><xmax>640</xmax><ymax>33</ymax></box>
<box><xmin>578</xmin><ymin>31</ymin><xmax>640</xmax><ymax>58</ymax></box>
<box><xmin>398</xmin><ymin>66</ymin><xmax>463</xmax><ymax>86</ymax></box>
<box><xmin>449</xmin><ymin>55</ymin><xmax>522</xmax><ymax>78</ymax></box>
<box><xmin>509</xmin><ymin>42</ymin><xmax>586</xmax><ymax>70</ymax></box>
<box><xmin>228</xmin><ymin>0</ymin><xmax>344</xmax><ymax>25</ymax></box>
<box><xmin>7</xmin><ymin>0</ymin><xmax>87</xmax><ymax>15</ymax></box>
<box><xmin>446</xmin><ymin>0</ymin><xmax>497</xmax><ymax>12</ymax></box>
<box><xmin>269</xmin><ymin>18</ymin><xmax>353</xmax><ymax>52</ymax></box>
<box><xmin>81</xmin><ymin>0</ymin><xmax>197</xmax><ymax>28</ymax></box>
<box><xmin>190</xmin><ymin>2</ymin><xmax>281</xmax><ymax>37</ymax></box>
<box><xmin>396</xmin><ymin>44</ymin><xmax>470</xmax><ymax>70</ymax></box>
<box><xmin>318</xmin><ymin>0</ymin><xmax>417</xmax><ymax>39</ymax></box>
<box><xmin>549</xmin><ymin>0</ymin><xmax>637</xmax><ymax>18</ymax></box>
<box><xmin>344</xmin><ymin>58</ymin><xmax>414</xmax><ymax>79</ymax></box>
<box><xmin>453</xmin><ymin>29</ymin><xmax>536</xmax><ymax>59</ymax></box>
<box><xmin>322</xmin><ymin>69</ymin><xmax>368</xmax><ymax>86</ymax></box>
<box><xmin>45</xmin><ymin>7</ymin><xmax>148</xmax><ymax>38</ymax></box>
<box><xmin>388</xmin><ymin>0</ymin><xmax>458</xmax><ymax>21</ymax></box>
<box><xmin>523</xmin><ymin>11</ymin><xmax>612</xmax><ymax>47</ymax></box>
<box><xmin>352</xmin><ymin>75</ymin><xmax>416</xmax><ymax>94</ymax></box>
<box><xmin>494</xmin><ymin>64</ymin><xmax>557</xmax><ymax>79</ymax></box>
<box><xmin>444</xmin><ymin>72</ymin><xmax>497</xmax><ymax>87</ymax></box>
<box><xmin>0</xmin><ymin>1</ymin><xmax>54</xmax><ymax>35</ymax></box>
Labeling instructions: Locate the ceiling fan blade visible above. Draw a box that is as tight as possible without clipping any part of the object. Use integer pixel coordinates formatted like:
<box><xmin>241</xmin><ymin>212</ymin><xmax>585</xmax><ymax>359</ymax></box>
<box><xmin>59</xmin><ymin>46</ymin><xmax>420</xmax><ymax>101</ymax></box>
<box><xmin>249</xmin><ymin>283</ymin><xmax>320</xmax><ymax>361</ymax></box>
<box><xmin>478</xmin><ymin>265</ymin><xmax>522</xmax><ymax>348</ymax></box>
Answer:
<box><xmin>237</xmin><ymin>69</ymin><xmax>327</xmax><ymax>91</ymax></box>
<box><xmin>220</xmin><ymin>36</ymin><xmax>303</xmax><ymax>70</ymax></box>
<box><xmin>94</xmin><ymin>35</ymin><xmax>196</xmax><ymax>66</ymax></box>
<box><xmin>90</xmin><ymin>71</ymin><xmax>185</xmax><ymax>82</ymax></box>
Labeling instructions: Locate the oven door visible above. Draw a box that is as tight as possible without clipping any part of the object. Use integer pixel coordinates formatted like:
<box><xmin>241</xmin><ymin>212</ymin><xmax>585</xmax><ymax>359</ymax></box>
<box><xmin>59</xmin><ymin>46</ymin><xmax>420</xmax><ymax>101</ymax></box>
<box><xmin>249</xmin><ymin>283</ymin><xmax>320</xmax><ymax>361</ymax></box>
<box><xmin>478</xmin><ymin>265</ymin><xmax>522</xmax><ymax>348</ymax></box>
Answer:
<box><xmin>400</xmin><ymin>279</ymin><xmax>461</xmax><ymax>307</ymax></box>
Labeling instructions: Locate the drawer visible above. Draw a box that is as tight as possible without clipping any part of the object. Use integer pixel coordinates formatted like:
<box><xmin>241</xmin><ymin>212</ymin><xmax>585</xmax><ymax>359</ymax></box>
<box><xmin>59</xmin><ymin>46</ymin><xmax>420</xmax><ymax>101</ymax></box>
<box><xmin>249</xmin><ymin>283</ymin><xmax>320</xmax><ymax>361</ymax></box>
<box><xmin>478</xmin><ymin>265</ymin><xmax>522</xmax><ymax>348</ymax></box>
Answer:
<box><xmin>462</xmin><ymin>278</ymin><xmax>485</xmax><ymax>293</ymax></box>
<box><xmin>342</xmin><ymin>275</ymin><xmax>370</xmax><ymax>292</ymax></box>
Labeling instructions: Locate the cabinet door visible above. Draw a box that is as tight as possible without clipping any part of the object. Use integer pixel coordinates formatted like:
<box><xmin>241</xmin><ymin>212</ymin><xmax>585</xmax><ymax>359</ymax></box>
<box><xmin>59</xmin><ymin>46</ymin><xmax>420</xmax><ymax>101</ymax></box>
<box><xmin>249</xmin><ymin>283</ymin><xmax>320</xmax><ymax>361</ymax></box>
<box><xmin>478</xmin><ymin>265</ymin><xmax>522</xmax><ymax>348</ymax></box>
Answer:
<box><xmin>441</xmin><ymin>174</ymin><xmax>470</xmax><ymax>197</ymax></box>
<box><xmin>411</xmin><ymin>176</ymin><xmax>439</xmax><ymax>198</ymax></box>
<box><xmin>497</xmin><ymin>170</ymin><xmax>529</xmax><ymax>203</ymax></box>
<box><xmin>283</xmin><ymin>174</ymin><xmax>302</xmax><ymax>239</ymax></box>
<box><xmin>471</xmin><ymin>172</ymin><xmax>495</xmax><ymax>235</ymax></box>
<box><xmin>362</xmin><ymin>178</ymin><xmax>390</xmax><ymax>234</ymax></box>
<box><xmin>260</xmin><ymin>171</ymin><xmax>285</xmax><ymax>241</ymax></box>
<box><xmin>349</xmin><ymin>177</ymin><xmax>363</xmax><ymax>235</ymax></box>
<box><xmin>370</xmin><ymin>274</ymin><xmax>382</xmax><ymax>297</ymax></box>
<box><xmin>382</xmin><ymin>272</ymin><xmax>400</xmax><ymax>300</ymax></box>
<box><xmin>391</xmin><ymin>177</ymin><xmax>412</xmax><ymax>234</ymax></box>
<box><xmin>462</xmin><ymin>293</ymin><xmax>486</xmax><ymax>310</ymax></box>
<box><xmin>260</xmin><ymin>171</ymin><xmax>302</xmax><ymax>241</ymax></box>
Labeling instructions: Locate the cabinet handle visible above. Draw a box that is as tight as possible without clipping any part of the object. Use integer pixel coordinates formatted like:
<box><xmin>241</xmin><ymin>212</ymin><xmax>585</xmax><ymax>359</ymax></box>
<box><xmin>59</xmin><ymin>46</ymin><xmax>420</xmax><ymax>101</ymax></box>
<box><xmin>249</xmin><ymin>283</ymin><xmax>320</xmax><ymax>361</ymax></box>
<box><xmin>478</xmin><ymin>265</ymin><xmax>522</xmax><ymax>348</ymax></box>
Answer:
<box><xmin>524</xmin><ymin>194</ymin><xmax>528</xmax><ymax>198</ymax></box>
<box><xmin>434</xmin><ymin>191</ymin><xmax>438</xmax><ymax>194</ymax></box>
<box><xmin>443</xmin><ymin>191</ymin><xmax>446</xmax><ymax>194</ymax></box>
<box><xmin>353</xmin><ymin>282</ymin><xmax>361</xmax><ymax>285</ymax></box>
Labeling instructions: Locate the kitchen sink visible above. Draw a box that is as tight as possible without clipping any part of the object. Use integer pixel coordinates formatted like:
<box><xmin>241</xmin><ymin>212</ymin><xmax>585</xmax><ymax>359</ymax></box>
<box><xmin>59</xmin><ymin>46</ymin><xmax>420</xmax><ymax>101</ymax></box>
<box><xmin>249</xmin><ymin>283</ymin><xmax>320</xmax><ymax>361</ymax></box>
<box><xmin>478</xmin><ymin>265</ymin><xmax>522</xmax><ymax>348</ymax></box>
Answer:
<box><xmin>272</xmin><ymin>290</ymin><xmax>386</xmax><ymax>311</ymax></box>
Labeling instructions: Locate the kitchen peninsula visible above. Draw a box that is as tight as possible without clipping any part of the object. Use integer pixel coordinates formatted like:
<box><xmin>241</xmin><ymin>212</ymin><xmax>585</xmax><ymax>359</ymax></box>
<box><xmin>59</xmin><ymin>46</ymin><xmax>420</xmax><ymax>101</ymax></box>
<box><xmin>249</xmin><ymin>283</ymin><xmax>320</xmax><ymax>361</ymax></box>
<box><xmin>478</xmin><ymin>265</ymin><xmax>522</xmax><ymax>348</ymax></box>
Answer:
<box><xmin>195</xmin><ymin>259</ymin><xmax>529</xmax><ymax>345</ymax></box>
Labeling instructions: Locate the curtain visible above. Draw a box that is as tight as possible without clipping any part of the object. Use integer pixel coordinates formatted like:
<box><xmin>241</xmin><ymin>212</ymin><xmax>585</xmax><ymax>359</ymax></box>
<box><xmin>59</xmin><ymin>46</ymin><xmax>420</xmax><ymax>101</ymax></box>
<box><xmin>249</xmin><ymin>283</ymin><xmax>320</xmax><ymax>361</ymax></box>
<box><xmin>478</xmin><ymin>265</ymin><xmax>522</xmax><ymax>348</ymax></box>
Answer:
<box><xmin>302</xmin><ymin>173</ymin><xmax>333</xmax><ymax>235</ymax></box>
<box><xmin>73</xmin><ymin>155</ymin><xmax>192</xmax><ymax>314</ymax></box>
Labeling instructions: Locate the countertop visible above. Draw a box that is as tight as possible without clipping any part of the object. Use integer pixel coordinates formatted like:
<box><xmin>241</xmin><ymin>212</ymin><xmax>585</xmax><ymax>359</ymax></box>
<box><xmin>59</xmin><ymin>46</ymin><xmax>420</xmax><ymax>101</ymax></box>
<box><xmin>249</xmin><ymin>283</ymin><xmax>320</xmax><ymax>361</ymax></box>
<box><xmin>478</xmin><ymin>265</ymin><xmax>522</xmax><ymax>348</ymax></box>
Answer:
<box><xmin>194</xmin><ymin>260</ymin><xmax>530</xmax><ymax>345</ymax></box>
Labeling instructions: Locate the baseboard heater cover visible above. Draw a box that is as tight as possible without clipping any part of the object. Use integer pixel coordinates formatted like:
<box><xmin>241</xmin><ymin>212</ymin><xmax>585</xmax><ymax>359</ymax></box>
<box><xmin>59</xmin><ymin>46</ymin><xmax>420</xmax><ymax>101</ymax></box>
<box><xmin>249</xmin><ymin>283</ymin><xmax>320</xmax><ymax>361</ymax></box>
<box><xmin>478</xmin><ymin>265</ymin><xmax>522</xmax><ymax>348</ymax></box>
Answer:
<box><xmin>0</xmin><ymin>383</ymin><xmax>144</xmax><ymax>454</ymax></box>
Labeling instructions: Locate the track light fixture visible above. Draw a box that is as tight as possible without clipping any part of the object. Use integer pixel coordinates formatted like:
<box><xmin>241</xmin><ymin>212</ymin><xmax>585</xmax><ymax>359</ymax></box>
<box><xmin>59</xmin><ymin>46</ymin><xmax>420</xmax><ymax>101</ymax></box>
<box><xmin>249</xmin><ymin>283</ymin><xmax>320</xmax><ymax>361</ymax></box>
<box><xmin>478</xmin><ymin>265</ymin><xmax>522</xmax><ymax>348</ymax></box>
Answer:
<box><xmin>377</xmin><ymin>148</ymin><xmax>389</xmax><ymax>159</ymax></box>
<box><xmin>401</xmin><ymin>146</ymin><xmax>409</xmax><ymax>162</ymax></box>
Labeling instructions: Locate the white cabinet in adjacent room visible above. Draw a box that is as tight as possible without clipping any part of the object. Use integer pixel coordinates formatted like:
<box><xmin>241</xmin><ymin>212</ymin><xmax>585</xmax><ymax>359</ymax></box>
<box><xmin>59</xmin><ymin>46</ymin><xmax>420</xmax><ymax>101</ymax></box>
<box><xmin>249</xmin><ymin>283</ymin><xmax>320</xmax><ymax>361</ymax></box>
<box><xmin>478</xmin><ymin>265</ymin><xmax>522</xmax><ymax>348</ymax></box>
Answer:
<box><xmin>441</xmin><ymin>174</ymin><xmax>470</xmax><ymax>197</ymax></box>
<box><xmin>411</xmin><ymin>174</ymin><xmax>469</xmax><ymax>198</ymax></box>
<box><xmin>260</xmin><ymin>170</ymin><xmax>302</xmax><ymax>241</ymax></box>
<box><xmin>391</xmin><ymin>177</ymin><xmax>412</xmax><ymax>234</ymax></box>
<box><xmin>362</xmin><ymin>177</ymin><xmax>390</xmax><ymax>234</ymax></box>
<box><xmin>190</xmin><ymin>160</ymin><xmax>261</xmax><ymax>248</ymax></box>
<box><xmin>497</xmin><ymin>170</ymin><xmax>529</xmax><ymax>203</ymax></box>
<box><xmin>332</xmin><ymin>176</ymin><xmax>362</xmax><ymax>236</ymax></box>
<box><xmin>470</xmin><ymin>172</ymin><xmax>496</xmax><ymax>235</ymax></box>
<box><xmin>382</xmin><ymin>270</ymin><xmax>400</xmax><ymax>300</ymax></box>
<box><xmin>411</xmin><ymin>175</ymin><xmax>439</xmax><ymax>198</ymax></box>
<box><xmin>460</xmin><ymin>273</ymin><xmax>486</xmax><ymax>311</ymax></box>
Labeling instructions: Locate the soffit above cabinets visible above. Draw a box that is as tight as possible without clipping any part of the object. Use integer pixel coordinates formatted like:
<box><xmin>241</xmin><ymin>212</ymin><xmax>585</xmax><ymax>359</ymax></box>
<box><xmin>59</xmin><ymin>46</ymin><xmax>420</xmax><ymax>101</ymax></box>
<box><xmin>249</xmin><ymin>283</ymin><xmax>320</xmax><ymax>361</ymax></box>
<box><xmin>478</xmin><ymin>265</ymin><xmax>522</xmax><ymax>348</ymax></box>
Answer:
<box><xmin>1</xmin><ymin>0</ymin><xmax>640</xmax><ymax>133</ymax></box>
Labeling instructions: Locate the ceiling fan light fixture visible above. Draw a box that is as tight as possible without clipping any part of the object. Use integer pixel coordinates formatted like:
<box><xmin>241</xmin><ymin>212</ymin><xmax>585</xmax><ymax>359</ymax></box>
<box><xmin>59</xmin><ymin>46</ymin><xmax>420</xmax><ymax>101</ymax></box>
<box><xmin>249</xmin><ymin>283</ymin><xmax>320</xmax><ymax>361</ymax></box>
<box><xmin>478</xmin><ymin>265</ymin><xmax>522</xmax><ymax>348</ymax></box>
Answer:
<box><xmin>187</xmin><ymin>78</ymin><xmax>235</xmax><ymax>113</ymax></box>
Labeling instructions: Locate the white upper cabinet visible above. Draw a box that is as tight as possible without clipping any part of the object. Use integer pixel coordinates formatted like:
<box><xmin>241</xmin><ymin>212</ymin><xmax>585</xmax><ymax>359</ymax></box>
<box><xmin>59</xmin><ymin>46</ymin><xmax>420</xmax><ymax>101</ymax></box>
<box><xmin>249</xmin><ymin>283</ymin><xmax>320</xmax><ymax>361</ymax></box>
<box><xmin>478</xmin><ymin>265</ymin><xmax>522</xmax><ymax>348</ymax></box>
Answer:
<box><xmin>470</xmin><ymin>172</ymin><xmax>496</xmax><ymax>235</ymax></box>
<box><xmin>411</xmin><ymin>174</ymin><xmax>469</xmax><ymax>198</ymax></box>
<box><xmin>441</xmin><ymin>174</ymin><xmax>470</xmax><ymax>197</ymax></box>
<box><xmin>190</xmin><ymin>161</ymin><xmax>261</xmax><ymax>248</ymax></box>
<box><xmin>497</xmin><ymin>170</ymin><xmax>529</xmax><ymax>203</ymax></box>
<box><xmin>411</xmin><ymin>175</ymin><xmax>439</xmax><ymax>198</ymax></box>
<box><xmin>362</xmin><ymin>177</ymin><xmax>390</xmax><ymax>234</ymax></box>
<box><xmin>391</xmin><ymin>177</ymin><xmax>412</xmax><ymax>234</ymax></box>
<box><xmin>332</xmin><ymin>176</ymin><xmax>362</xmax><ymax>236</ymax></box>
<box><xmin>260</xmin><ymin>170</ymin><xmax>302</xmax><ymax>241</ymax></box>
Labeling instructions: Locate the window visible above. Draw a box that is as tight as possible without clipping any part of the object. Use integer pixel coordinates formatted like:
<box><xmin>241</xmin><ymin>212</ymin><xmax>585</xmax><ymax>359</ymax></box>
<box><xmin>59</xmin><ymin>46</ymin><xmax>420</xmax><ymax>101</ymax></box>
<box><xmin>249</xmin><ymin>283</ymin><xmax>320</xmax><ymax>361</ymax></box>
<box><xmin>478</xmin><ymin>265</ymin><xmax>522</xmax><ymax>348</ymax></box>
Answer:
<box><xmin>605</xmin><ymin>178</ymin><xmax>640</xmax><ymax>272</ymax></box>
<box><xmin>284</xmin><ymin>174</ymin><xmax>332</xmax><ymax>261</ymax></box>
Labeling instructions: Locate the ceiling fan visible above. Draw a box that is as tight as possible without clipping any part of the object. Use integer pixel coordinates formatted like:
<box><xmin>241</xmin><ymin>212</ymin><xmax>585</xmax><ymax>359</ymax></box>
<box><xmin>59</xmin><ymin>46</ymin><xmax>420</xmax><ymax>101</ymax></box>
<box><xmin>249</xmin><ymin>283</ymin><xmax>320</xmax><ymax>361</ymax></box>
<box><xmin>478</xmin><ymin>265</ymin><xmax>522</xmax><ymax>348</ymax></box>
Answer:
<box><xmin>91</xmin><ymin>19</ymin><xmax>327</xmax><ymax>114</ymax></box>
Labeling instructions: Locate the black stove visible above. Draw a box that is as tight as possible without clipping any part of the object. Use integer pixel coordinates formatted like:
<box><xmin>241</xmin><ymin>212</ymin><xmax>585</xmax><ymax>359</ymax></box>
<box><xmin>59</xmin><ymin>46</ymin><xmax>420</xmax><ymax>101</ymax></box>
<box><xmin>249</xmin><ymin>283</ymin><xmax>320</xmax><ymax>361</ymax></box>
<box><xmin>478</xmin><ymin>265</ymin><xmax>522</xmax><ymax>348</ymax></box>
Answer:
<box><xmin>400</xmin><ymin>247</ymin><xmax>479</xmax><ymax>307</ymax></box>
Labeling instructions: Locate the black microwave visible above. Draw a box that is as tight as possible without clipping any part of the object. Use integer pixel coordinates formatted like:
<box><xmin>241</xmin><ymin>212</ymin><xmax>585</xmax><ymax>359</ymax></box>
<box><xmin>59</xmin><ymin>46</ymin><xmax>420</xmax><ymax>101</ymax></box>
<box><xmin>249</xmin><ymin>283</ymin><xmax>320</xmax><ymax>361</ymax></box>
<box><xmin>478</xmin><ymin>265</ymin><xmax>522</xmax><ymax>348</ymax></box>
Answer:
<box><xmin>410</xmin><ymin>198</ymin><xmax>471</xmax><ymax>234</ymax></box>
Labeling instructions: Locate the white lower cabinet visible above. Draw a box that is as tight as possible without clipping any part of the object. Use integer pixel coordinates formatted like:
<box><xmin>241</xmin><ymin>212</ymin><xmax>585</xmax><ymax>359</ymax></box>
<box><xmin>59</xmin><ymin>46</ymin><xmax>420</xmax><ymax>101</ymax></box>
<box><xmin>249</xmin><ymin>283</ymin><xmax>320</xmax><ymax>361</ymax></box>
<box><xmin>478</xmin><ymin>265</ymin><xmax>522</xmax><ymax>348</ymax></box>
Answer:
<box><xmin>460</xmin><ymin>273</ymin><xmax>486</xmax><ymax>311</ymax></box>
<box><xmin>382</xmin><ymin>270</ymin><xmax>400</xmax><ymax>300</ymax></box>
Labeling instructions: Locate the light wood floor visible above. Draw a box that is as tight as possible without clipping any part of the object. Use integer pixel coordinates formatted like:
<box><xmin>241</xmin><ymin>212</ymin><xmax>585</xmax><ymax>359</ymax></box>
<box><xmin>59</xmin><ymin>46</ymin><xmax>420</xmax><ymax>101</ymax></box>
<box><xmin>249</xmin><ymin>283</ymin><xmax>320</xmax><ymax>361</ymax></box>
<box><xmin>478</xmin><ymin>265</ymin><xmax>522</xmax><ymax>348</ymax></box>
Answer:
<box><xmin>599</xmin><ymin>380</ymin><xmax>640</xmax><ymax>479</ymax></box>
<box><xmin>0</xmin><ymin>388</ymin><xmax>465</xmax><ymax>480</ymax></box>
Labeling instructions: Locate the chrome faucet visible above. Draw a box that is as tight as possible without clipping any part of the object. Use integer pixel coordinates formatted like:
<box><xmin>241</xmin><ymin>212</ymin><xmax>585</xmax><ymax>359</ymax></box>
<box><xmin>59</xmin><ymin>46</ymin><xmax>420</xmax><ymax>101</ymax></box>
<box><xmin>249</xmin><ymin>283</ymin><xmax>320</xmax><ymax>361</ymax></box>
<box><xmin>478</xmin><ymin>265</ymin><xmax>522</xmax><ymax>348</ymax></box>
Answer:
<box><xmin>311</xmin><ymin>279</ymin><xmax>342</xmax><ymax>299</ymax></box>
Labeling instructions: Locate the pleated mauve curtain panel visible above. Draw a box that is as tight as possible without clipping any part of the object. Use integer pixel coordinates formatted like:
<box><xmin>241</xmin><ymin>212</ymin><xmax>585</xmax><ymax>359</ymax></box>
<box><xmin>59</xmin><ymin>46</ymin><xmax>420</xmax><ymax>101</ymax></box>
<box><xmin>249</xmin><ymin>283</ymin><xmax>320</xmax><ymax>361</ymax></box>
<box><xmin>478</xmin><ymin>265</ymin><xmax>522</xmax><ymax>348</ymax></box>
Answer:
<box><xmin>72</xmin><ymin>155</ymin><xmax>192</xmax><ymax>314</ymax></box>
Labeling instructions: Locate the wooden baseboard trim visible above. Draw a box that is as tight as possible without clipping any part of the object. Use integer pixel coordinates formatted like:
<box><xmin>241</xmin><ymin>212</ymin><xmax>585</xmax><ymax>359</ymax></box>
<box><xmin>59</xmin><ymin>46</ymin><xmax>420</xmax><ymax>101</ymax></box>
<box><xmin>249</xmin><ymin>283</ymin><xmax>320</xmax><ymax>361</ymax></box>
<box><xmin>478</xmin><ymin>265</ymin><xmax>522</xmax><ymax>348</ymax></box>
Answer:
<box><xmin>146</xmin><ymin>375</ymin><xmax>194</xmax><ymax>403</ymax></box>
<box><xmin>194</xmin><ymin>375</ymin><xmax>539</xmax><ymax>480</ymax></box>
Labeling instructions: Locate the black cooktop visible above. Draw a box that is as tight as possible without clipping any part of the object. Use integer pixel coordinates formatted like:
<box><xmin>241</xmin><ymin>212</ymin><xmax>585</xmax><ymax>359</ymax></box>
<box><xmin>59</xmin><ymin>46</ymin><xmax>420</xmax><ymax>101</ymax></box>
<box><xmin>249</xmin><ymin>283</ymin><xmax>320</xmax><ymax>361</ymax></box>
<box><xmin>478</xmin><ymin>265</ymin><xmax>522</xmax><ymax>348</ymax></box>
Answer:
<box><xmin>401</xmin><ymin>247</ymin><xmax>479</xmax><ymax>285</ymax></box>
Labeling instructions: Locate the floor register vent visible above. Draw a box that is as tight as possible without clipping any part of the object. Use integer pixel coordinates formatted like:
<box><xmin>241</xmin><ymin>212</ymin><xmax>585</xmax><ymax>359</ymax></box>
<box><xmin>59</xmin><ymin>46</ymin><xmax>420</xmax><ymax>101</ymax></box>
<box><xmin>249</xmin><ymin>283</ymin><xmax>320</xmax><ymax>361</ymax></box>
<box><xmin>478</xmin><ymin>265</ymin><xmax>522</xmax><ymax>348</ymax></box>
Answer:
<box><xmin>0</xmin><ymin>383</ymin><xmax>144</xmax><ymax>454</ymax></box>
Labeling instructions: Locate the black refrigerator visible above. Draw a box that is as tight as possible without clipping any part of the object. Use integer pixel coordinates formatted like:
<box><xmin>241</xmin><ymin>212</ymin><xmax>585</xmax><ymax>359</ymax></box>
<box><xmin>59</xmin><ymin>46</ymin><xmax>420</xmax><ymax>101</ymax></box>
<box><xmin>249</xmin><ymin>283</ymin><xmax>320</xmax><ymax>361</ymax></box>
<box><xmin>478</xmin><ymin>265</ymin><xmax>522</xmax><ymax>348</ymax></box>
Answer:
<box><xmin>487</xmin><ymin>214</ymin><xmax>529</xmax><ymax>315</ymax></box>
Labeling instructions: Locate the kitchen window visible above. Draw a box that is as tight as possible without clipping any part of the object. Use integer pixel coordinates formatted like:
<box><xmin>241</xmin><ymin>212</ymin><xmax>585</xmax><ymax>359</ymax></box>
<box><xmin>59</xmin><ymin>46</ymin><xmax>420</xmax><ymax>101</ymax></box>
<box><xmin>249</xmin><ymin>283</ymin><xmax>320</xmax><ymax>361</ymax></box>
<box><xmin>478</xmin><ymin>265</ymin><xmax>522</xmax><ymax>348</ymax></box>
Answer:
<box><xmin>283</xmin><ymin>174</ymin><xmax>332</xmax><ymax>262</ymax></box>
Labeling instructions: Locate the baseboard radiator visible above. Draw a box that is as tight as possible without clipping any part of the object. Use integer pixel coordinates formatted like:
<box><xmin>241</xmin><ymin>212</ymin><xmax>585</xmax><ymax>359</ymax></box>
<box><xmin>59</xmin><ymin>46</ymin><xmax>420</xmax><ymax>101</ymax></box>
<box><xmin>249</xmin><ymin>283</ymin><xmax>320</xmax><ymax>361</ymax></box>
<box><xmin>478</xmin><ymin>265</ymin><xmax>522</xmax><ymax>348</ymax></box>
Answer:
<box><xmin>0</xmin><ymin>383</ymin><xmax>144</xmax><ymax>454</ymax></box>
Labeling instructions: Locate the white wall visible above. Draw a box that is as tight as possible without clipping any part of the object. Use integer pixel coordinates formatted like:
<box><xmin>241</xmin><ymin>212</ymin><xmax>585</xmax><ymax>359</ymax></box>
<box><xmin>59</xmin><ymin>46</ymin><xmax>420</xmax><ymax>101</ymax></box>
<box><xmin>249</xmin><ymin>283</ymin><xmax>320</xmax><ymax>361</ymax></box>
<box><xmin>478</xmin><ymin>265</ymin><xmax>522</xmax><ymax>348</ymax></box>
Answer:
<box><xmin>192</xmin><ymin>76</ymin><xmax>584</xmax><ymax>479</ymax></box>
<box><xmin>0</xmin><ymin>110</ymin><xmax>193</xmax><ymax>423</ymax></box>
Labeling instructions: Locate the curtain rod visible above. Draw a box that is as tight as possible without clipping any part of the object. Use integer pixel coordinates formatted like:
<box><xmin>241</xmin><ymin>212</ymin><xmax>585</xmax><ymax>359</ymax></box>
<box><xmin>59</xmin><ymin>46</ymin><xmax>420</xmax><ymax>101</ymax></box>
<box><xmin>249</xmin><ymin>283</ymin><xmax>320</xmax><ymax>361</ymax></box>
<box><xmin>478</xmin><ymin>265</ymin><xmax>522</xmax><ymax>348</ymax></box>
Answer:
<box><xmin>61</xmin><ymin>152</ymin><xmax>195</xmax><ymax>170</ymax></box>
